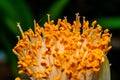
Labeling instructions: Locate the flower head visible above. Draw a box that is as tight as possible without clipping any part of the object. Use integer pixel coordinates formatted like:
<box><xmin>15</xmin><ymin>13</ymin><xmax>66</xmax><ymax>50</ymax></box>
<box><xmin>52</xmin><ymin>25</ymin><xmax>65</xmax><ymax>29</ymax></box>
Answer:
<box><xmin>13</xmin><ymin>13</ymin><xmax>112</xmax><ymax>80</ymax></box>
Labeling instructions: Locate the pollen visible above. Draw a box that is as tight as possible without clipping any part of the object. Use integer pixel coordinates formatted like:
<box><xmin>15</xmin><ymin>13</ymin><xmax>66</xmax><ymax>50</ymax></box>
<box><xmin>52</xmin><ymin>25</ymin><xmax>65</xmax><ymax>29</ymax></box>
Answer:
<box><xmin>13</xmin><ymin>13</ymin><xmax>112</xmax><ymax>80</ymax></box>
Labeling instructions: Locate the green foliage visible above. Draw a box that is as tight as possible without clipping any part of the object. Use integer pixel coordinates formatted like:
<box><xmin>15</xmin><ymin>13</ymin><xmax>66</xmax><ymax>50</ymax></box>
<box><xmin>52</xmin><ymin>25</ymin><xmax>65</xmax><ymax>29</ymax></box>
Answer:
<box><xmin>97</xmin><ymin>17</ymin><xmax>120</xmax><ymax>29</ymax></box>
<box><xmin>0</xmin><ymin>0</ymin><xmax>33</xmax><ymax>76</ymax></box>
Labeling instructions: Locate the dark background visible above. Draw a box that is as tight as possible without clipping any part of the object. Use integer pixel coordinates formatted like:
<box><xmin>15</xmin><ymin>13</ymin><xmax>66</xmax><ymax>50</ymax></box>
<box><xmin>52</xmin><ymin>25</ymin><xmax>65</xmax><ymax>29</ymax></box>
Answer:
<box><xmin>0</xmin><ymin>0</ymin><xmax>120</xmax><ymax>80</ymax></box>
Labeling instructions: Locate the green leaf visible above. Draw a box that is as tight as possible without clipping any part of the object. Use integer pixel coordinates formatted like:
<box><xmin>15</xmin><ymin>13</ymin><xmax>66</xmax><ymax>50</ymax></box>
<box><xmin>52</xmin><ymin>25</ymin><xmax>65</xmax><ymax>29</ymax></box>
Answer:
<box><xmin>97</xmin><ymin>17</ymin><xmax>120</xmax><ymax>29</ymax></box>
<box><xmin>0</xmin><ymin>0</ymin><xmax>33</xmax><ymax>35</ymax></box>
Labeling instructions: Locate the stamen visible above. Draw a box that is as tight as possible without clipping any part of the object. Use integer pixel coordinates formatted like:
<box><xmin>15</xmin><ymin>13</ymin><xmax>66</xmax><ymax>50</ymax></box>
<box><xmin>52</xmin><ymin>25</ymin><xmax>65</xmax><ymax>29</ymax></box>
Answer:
<box><xmin>47</xmin><ymin>14</ymin><xmax>50</xmax><ymax>23</ymax></box>
<box><xmin>17</xmin><ymin>22</ymin><xmax>24</xmax><ymax>37</ymax></box>
<box><xmin>34</xmin><ymin>20</ymin><xmax>36</xmax><ymax>33</ymax></box>
<box><xmin>64</xmin><ymin>16</ymin><xmax>67</xmax><ymax>23</ymax></box>
<box><xmin>75</xmin><ymin>13</ymin><xmax>81</xmax><ymax>32</ymax></box>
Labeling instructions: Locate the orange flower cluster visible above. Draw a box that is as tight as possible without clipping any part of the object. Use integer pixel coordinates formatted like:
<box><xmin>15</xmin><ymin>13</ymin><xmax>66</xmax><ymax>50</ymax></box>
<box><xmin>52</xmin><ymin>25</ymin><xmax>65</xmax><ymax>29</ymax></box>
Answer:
<box><xmin>13</xmin><ymin>13</ymin><xmax>112</xmax><ymax>80</ymax></box>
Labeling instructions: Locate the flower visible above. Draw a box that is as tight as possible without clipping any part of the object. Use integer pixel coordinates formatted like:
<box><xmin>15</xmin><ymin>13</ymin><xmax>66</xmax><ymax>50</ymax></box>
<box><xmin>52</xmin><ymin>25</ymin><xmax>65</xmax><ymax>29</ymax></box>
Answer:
<box><xmin>13</xmin><ymin>13</ymin><xmax>112</xmax><ymax>80</ymax></box>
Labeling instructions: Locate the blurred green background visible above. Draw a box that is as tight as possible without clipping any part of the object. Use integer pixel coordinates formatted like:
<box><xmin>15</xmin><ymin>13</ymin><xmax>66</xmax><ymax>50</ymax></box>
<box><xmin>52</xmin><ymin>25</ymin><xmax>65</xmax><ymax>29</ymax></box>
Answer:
<box><xmin>0</xmin><ymin>0</ymin><xmax>120</xmax><ymax>80</ymax></box>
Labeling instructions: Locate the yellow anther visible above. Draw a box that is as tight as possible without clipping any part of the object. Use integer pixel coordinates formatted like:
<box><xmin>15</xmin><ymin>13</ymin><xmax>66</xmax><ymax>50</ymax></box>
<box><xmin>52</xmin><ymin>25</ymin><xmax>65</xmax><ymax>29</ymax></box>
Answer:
<box><xmin>26</xmin><ymin>67</ymin><xmax>33</xmax><ymax>76</ymax></box>
<box><xmin>41</xmin><ymin>61</ymin><xmax>47</xmax><ymax>67</ymax></box>
<box><xmin>53</xmin><ymin>75</ymin><xmax>61</xmax><ymax>80</ymax></box>
<box><xmin>15</xmin><ymin>77</ymin><xmax>21</xmax><ymax>80</ymax></box>
<box><xmin>92</xmin><ymin>20</ymin><xmax>97</xmax><ymax>27</ymax></box>
<box><xmin>18</xmin><ymin>70</ymin><xmax>25</xmax><ymax>74</ymax></box>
